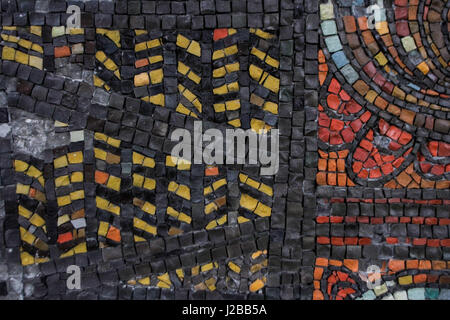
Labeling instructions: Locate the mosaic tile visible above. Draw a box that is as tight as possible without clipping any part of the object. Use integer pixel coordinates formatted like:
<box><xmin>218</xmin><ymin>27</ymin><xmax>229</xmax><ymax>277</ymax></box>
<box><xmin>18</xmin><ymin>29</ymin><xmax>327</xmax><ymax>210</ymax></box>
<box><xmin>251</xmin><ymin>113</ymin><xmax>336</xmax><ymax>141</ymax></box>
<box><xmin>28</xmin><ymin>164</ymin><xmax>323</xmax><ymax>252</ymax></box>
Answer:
<box><xmin>0</xmin><ymin>0</ymin><xmax>448</xmax><ymax>301</ymax></box>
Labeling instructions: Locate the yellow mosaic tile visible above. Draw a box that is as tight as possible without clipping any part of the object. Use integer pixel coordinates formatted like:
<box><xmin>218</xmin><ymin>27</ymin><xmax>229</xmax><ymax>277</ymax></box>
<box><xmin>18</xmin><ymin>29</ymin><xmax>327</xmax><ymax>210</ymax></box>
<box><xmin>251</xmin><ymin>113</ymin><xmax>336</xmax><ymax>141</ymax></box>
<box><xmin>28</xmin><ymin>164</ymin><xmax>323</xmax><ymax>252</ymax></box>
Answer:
<box><xmin>149</xmin><ymin>68</ymin><xmax>163</xmax><ymax>84</ymax></box>
<box><xmin>29</xmin><ymin>55</ymin><xmax>43</xmax><ymax>69</ymax></box>
<box><xmin>187</xmin><ymin>40</ymin><xmax>201</xmax><ymax>57</ymax></box>
<box><xmin>2</xmin><ymin>46</ymin><xmax>16</xmax><ymax>60</ymax></box>
<box><xmin>240</xmin><ymin>193</ymin><xmax>258</xmax><ymax>212</ymax></box>
<box><xmin>68</xmin><ymin>151</ymin><xmax>83</xmax><ymax>164</ymax></box>
<box><xmin>106</xmin><ymin>175</ymin><xmax>121</xmax><ymax>191</ymax></box>
<box><xmin>176</xmin><ymin>34</ymin><xmax>190</xmax><ymax>48</ymax></box>
<box><xmin>54</xmin><ymin>155</ymin><xmax>68</xmax><ymax>168</ymax></box>
<box><xmin>14</xmin><ymin>160</ymin><xmax>29</xmax><ymax>172</ymax></box>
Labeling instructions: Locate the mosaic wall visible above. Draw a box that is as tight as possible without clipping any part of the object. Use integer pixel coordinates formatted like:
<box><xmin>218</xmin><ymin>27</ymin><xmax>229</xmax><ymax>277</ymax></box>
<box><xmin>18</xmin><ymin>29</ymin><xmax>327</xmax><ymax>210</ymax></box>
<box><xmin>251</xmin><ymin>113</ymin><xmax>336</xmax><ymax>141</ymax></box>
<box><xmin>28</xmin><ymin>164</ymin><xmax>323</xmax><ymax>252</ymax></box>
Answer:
<box><xmin>0</xmin><ymin>0</ymin><xmax>449</xmax><ymax>300</ymax></box>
